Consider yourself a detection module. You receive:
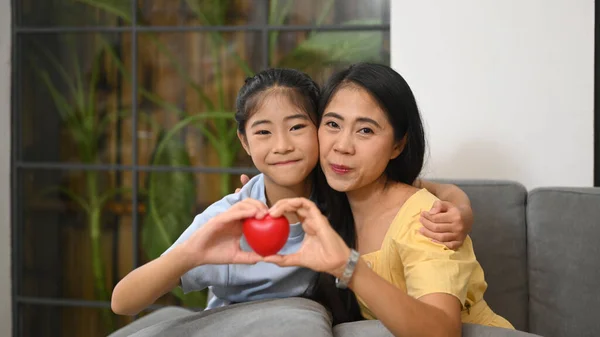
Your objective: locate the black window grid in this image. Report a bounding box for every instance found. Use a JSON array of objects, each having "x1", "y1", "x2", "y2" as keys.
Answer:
[{"x1": 10, "y1": 0, "x2": 391, "y2": 335}]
